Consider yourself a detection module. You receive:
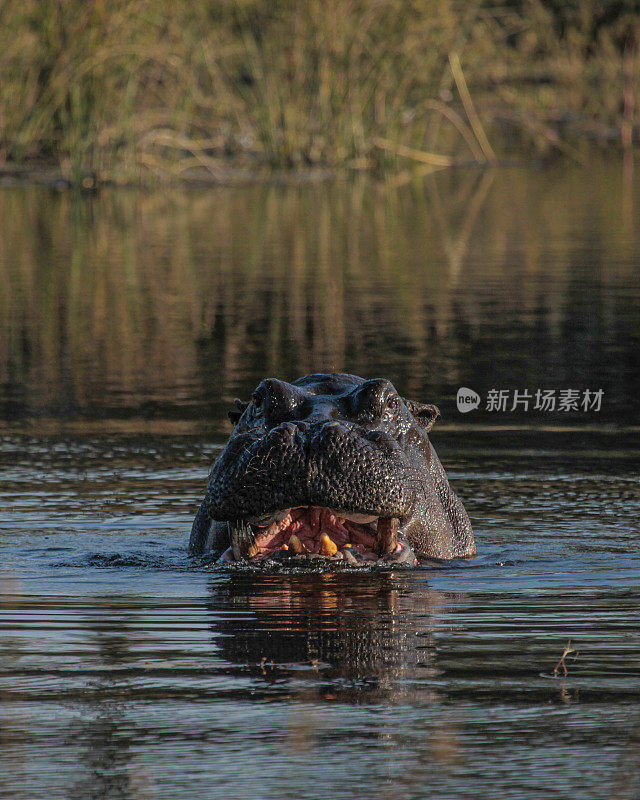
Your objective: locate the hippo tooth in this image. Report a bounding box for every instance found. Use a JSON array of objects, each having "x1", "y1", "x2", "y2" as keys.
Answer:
[
  {"x1": 319, "y1": 533, "x2": 338, "y2": 557},
  {"x1": 229, "y1": 520, "x2": 257, "y2": 560},
  {"x1": 288, "y1": 534, "x2": 305, "y2": 554},
  {"x1": 341, "y1": 547, "x2": 359, "y2": 564},
  {"x1": 376, "y1": 517, "x2": 398, "y2": 555}
]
